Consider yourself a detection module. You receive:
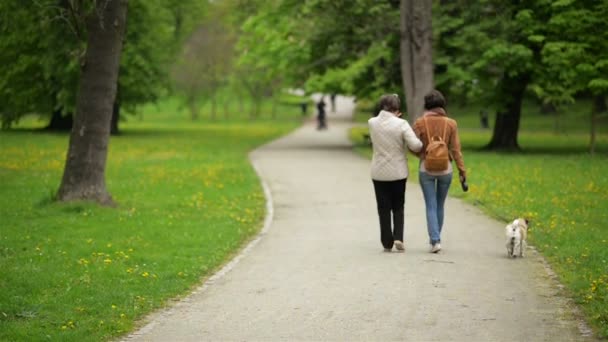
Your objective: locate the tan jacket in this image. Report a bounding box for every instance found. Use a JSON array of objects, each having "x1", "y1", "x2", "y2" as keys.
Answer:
[
  {"x1": 368, "y1": 110, "x2": 423, "y2": 181},
  {"x1": 412, "y1": 109, "x2": 466, "y2": 177}
]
